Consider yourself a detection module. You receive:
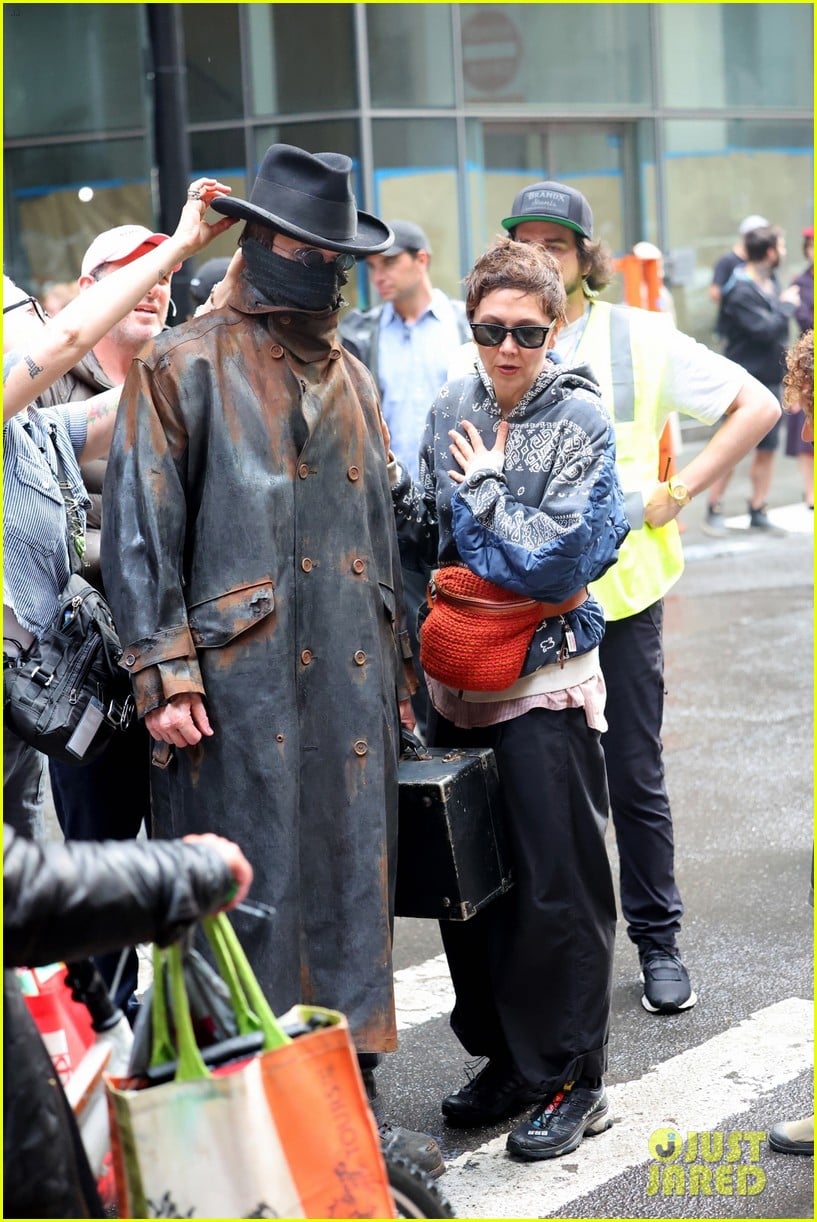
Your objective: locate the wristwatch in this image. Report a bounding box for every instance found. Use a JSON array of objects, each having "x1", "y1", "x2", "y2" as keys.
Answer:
[{"x1": 667, "y1": 476, "x2": 692, "y2": 508}]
